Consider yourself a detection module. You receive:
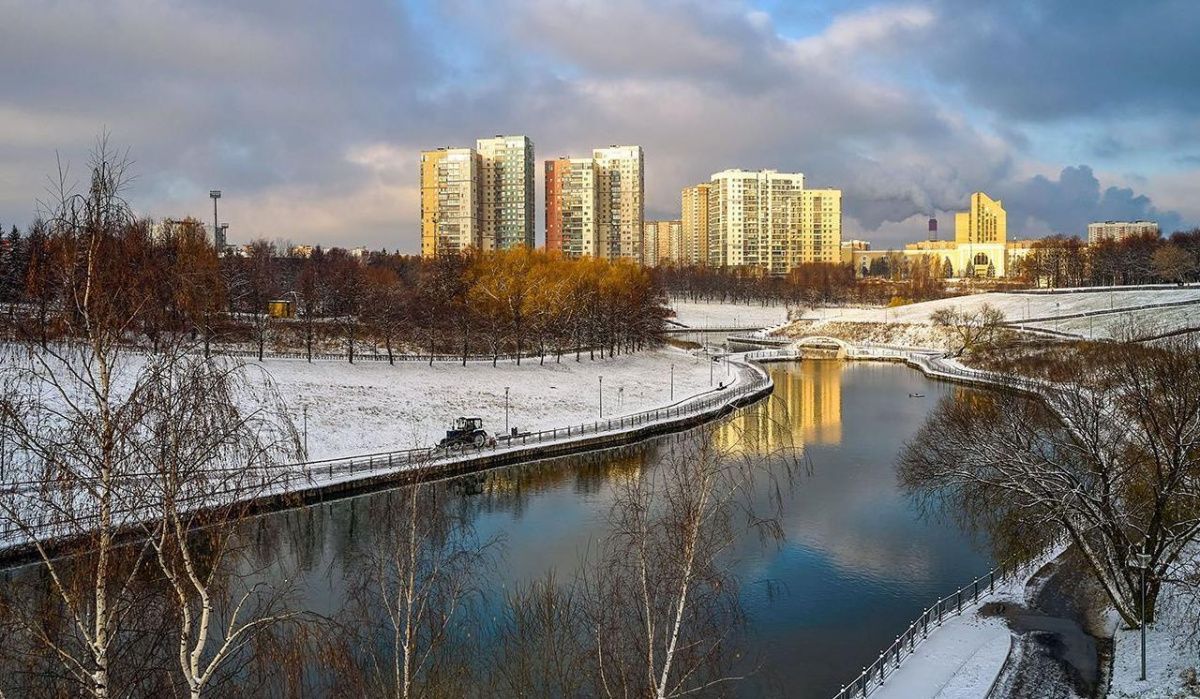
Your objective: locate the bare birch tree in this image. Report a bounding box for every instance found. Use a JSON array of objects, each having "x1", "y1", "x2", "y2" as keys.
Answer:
[
  {"x1": 341, "y1": 478, "x2": 493, "y2": 699},
  {"x1": 134, "y1": 350, "x2": 302, "y2": 698},
  {"x1": 580, "y1": 425, "x2": 794, "y2": 698}
]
